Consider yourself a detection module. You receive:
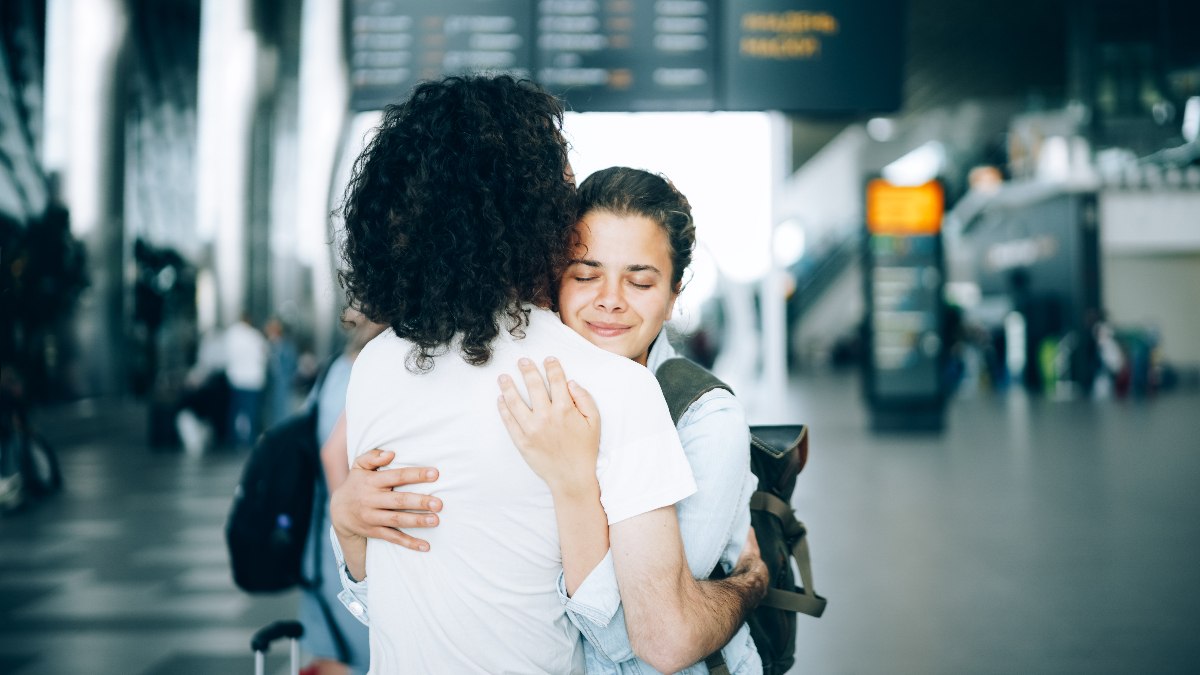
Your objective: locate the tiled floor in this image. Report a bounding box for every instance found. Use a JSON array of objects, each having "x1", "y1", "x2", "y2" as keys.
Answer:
[{"x1": 2, "y1": 374, "x2": 1198, "y2": 674}]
